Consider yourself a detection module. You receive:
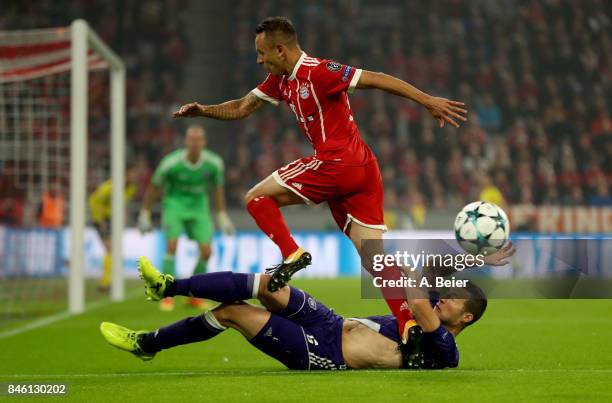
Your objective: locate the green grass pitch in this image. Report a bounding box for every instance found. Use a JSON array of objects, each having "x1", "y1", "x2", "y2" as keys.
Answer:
[{"x1": 1, "y1": 278, "x2": 611, "y2": 402}]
